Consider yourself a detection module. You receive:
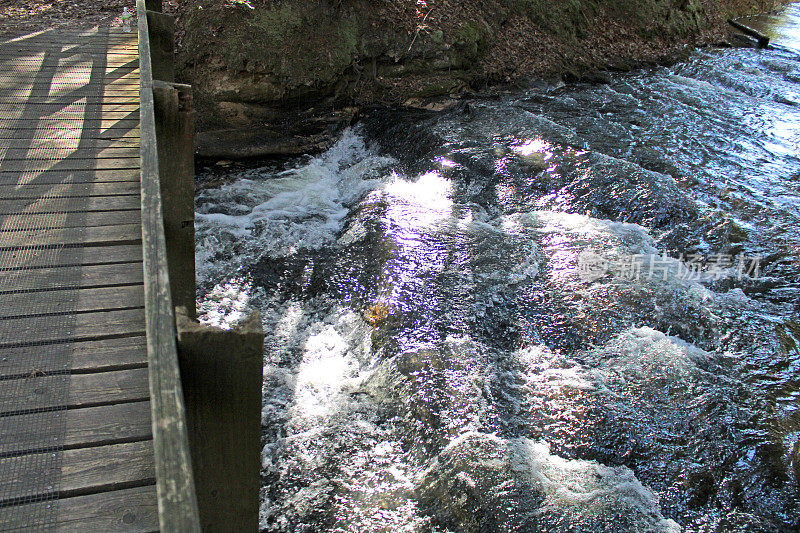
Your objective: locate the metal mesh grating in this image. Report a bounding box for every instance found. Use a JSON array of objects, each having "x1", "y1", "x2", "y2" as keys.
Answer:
[{"x1": 0, "y1": 27, "x2": 140, "y2": 531}]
